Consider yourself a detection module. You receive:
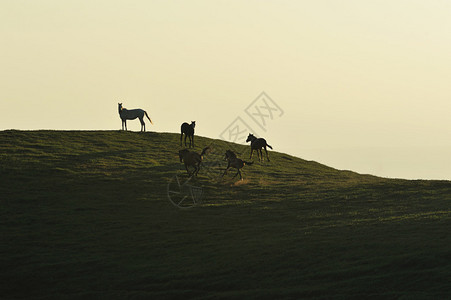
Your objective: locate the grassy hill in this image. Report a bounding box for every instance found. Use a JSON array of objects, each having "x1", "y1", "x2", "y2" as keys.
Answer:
[{"x1": 1, "y1": 130, "x2": 450, "y2": 299}]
